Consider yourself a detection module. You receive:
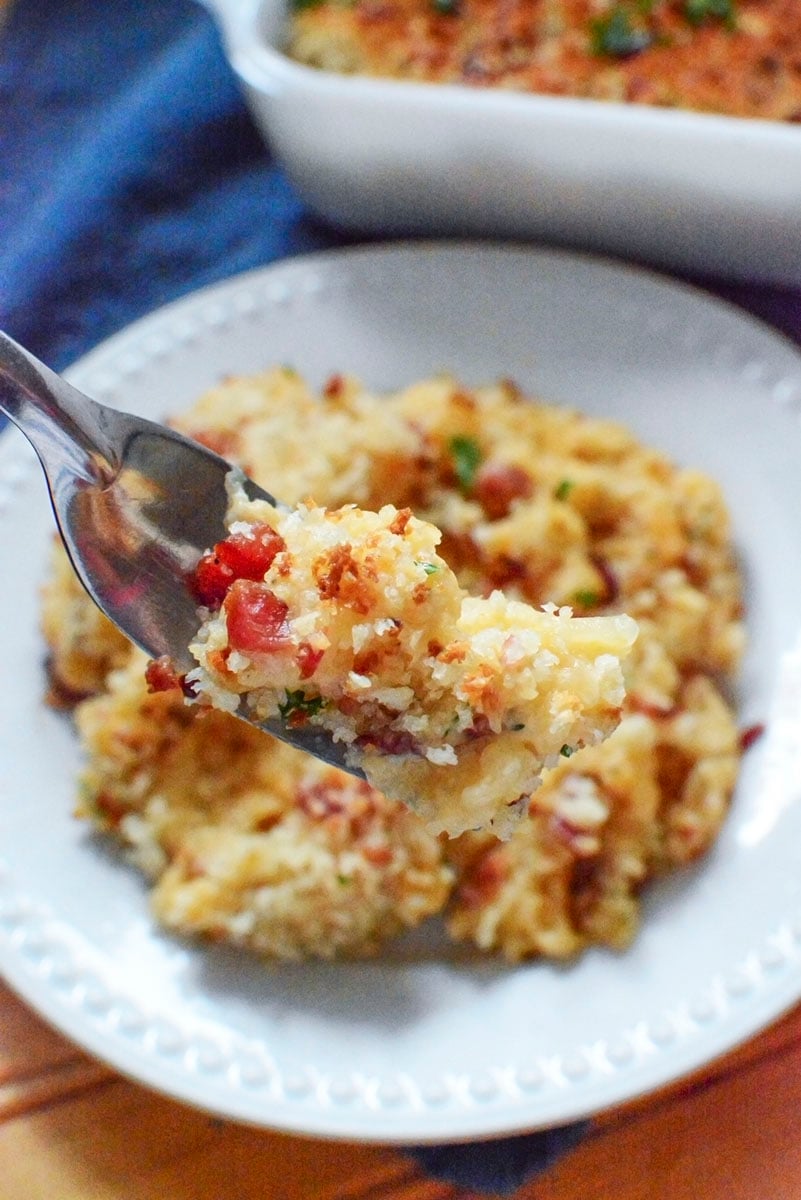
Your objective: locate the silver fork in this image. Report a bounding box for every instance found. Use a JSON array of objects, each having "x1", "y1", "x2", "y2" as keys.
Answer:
[{"x1": 0, "y1": 329, "x2": 357, "y2": 774}]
